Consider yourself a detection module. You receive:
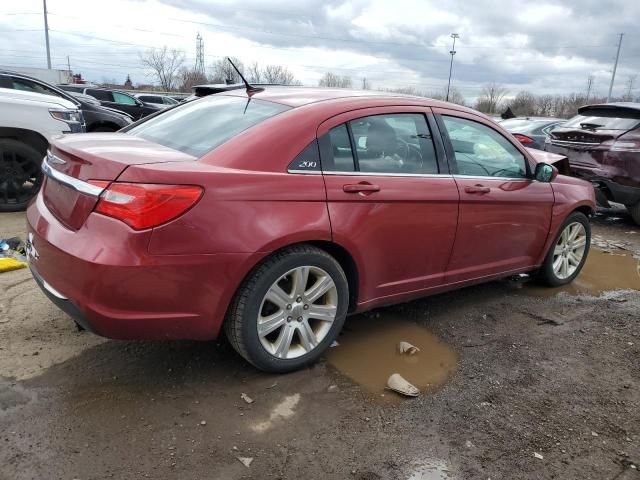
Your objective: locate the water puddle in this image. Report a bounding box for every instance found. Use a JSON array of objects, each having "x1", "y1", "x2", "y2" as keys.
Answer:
[
  {"x1": 521, "y1": 249, "x2": 640, "y2": 297},
  {"x1": 326, "y1": 314, "x2": 457, "y2": 402},
  {"x1": 407, "y1": 459, "x2": 455, "y2": 480}
]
